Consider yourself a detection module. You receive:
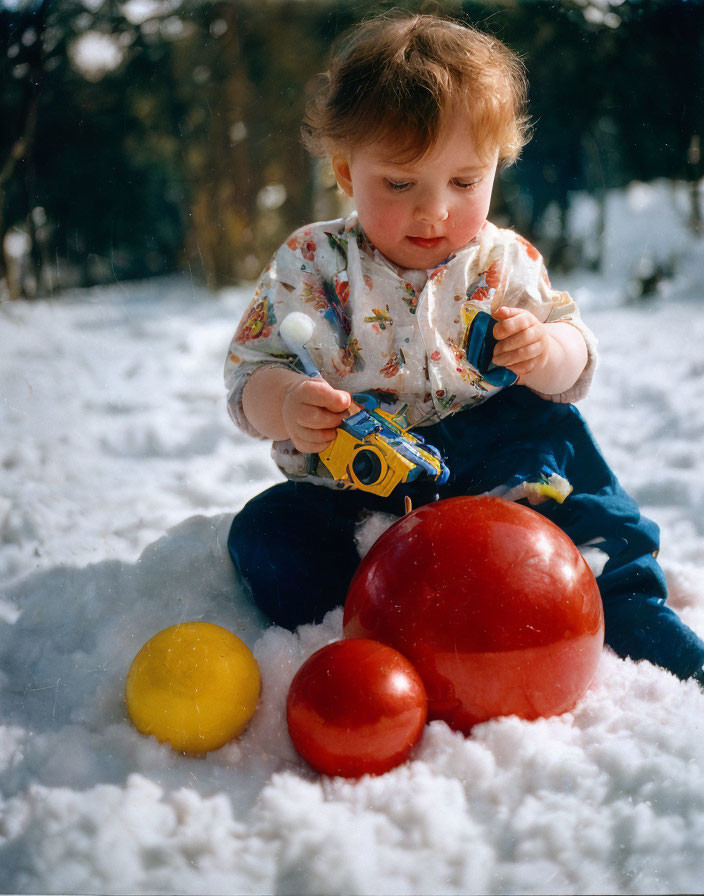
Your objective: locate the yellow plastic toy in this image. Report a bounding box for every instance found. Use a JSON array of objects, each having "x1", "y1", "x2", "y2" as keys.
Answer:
[
  {"x1": 125, "y1": 622, "x2": 261, "y2": 755},
  {"x1": 318, "y1": 402, "x2": 448, "y2": 497}
]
